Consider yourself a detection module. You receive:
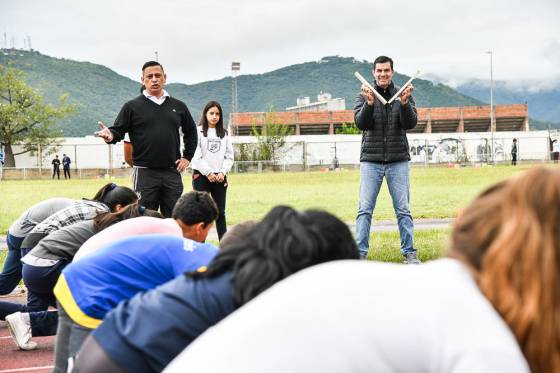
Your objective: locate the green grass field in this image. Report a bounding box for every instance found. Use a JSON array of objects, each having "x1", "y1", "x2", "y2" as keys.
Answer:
[{"x1": 0, "y1": 164, "x2": 536, "y2": 263}]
